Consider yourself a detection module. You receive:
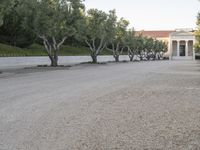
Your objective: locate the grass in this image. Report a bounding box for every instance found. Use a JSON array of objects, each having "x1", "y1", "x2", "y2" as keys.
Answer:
[
  {"x1": 0, "y1": 43, "x2": 113, "y2": 57},
  {"x1": 0, "y1": 43, "x2": 29, "y2": 57}
]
